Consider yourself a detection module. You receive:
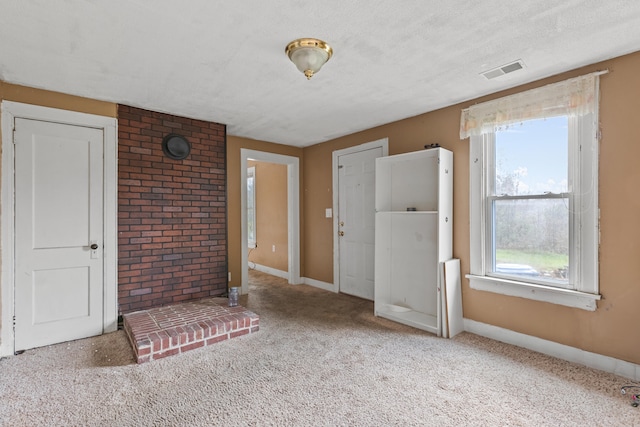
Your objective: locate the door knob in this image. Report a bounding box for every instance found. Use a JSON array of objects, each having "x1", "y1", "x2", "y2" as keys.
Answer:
[{"x1": 90, "y1": 243, "x2": 99, "y2": 250}]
